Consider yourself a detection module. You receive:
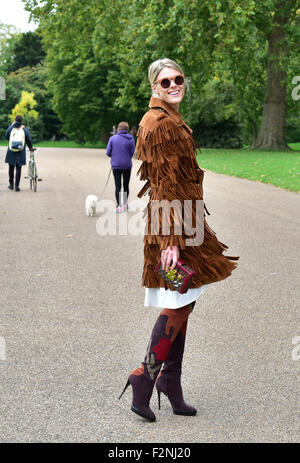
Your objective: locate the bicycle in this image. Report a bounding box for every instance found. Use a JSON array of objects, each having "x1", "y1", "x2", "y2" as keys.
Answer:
[{"x1": 25, "y1": 148, "x2": 42, "y2": 192}]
